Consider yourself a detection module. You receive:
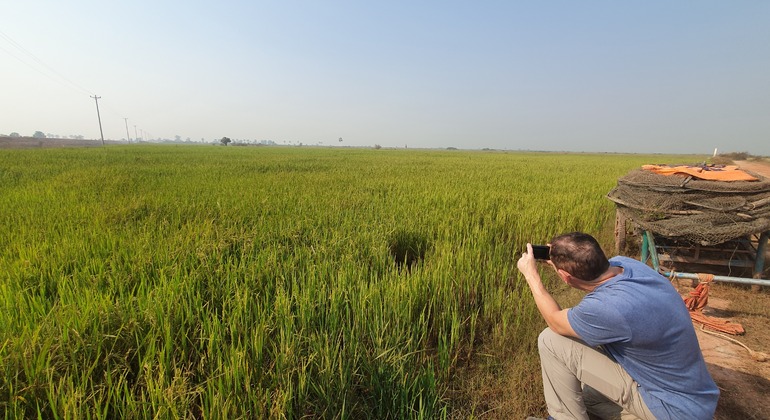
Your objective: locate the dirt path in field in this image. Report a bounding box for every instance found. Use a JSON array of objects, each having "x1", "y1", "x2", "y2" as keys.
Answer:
[
  {"x1": 736, "y1": 159, "x2": 770, "y2": 178},
  {"x1": 685, "y1": 291, "x2": 770, "y2": 420},
  {"x1": 688, "y1": 159, "x2": 770, "y2": 419}
]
